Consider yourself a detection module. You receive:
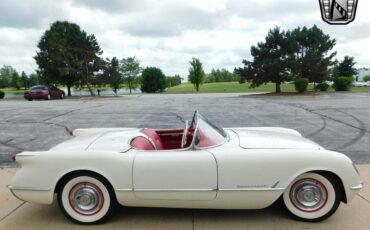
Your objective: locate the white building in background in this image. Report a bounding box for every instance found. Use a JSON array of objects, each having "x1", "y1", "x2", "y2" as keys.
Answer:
[{"x1": 357, "y1": 68, "x2": 370, "y2": 81}]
